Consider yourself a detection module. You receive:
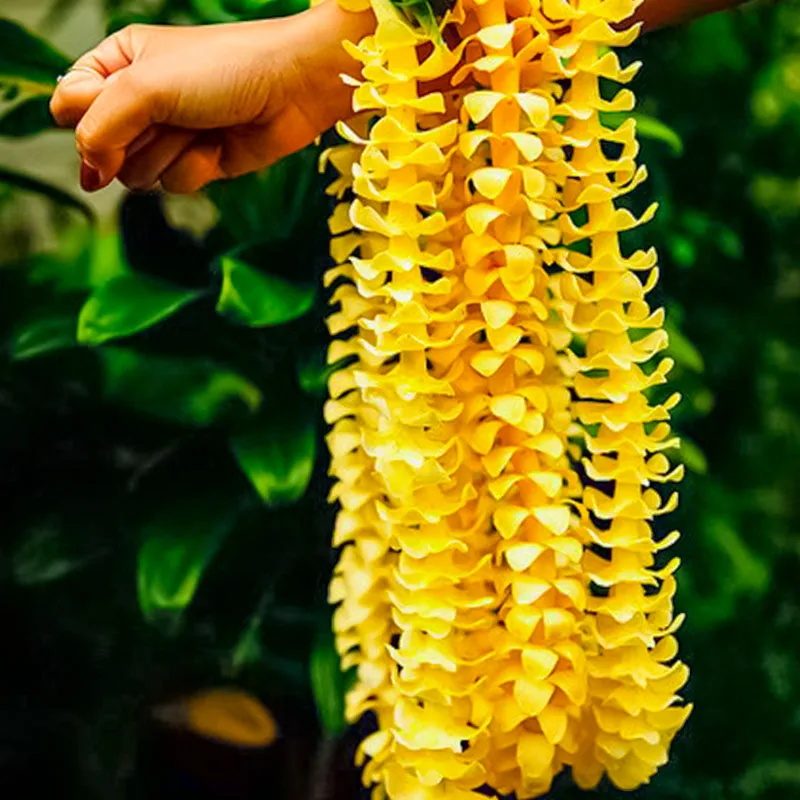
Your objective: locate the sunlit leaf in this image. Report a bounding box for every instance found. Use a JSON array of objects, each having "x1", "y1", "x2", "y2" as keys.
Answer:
[
  {"x1": 77, "y1": 274, "x2": 204, "y2": 345},
  {"x1": 231, "y1": 402, "x2": 316, "y2": 507},
  {"x1": 216, "y1": 255, "x2": 315, "y2": 327}
]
